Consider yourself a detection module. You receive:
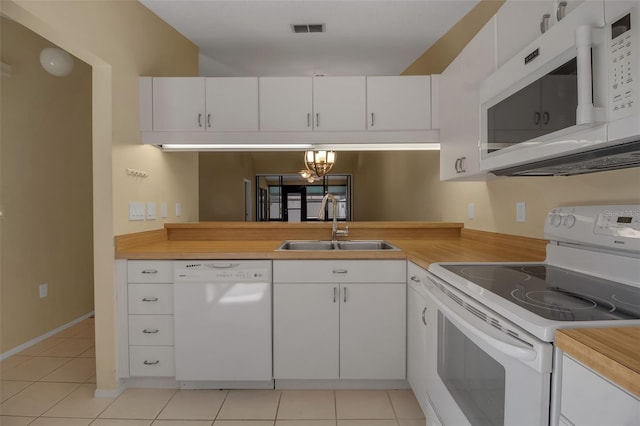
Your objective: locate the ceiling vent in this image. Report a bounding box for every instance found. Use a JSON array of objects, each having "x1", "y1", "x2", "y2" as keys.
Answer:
[{"x1": 291, "y1": 24, "x2": 325, "y2": 33}]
